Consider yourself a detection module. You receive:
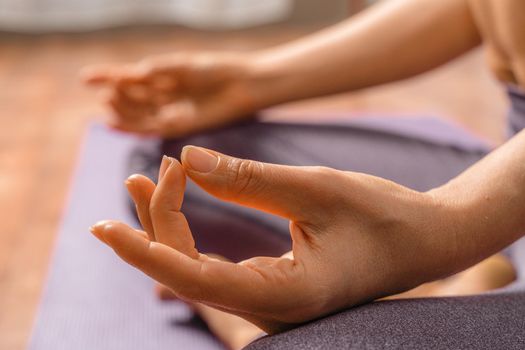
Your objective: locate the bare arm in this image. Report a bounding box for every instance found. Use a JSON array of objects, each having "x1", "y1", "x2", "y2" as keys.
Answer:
[
  {"x1": 432, "y1": 128, "x2": 525, "y2": 273},
  {"x1": 83, "y1": 0, "x2": 482, "y2": 136},
  {"x1": 251, "y1": 0, "x2": 481, "y2": 107}
]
